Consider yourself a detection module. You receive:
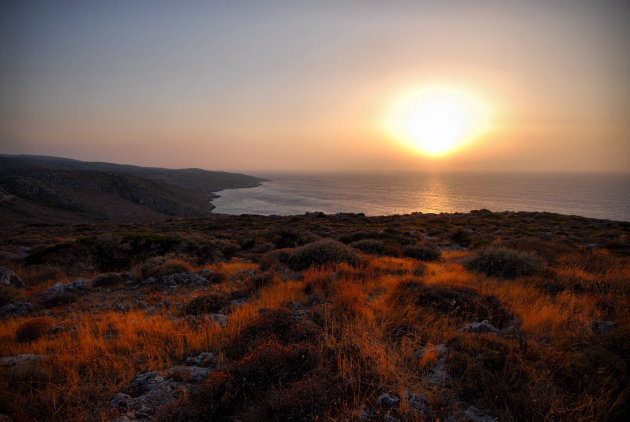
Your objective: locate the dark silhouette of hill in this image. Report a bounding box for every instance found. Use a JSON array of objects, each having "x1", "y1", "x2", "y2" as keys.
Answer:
[{"x1": 0, "y1": 155, "x2": 263, "y2": 226}]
